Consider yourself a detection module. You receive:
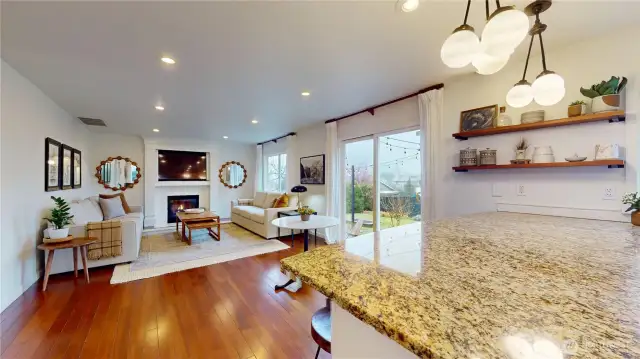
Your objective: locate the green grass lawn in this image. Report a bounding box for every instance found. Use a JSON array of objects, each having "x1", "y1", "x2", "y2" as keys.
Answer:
[{"x1": 346, "y1": 212, "x2": 417, "y2": 234}]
